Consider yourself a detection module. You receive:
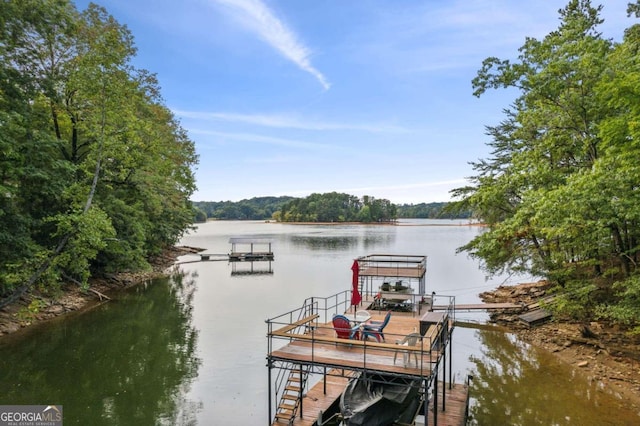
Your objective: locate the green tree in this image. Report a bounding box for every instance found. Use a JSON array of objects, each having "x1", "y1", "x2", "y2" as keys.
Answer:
[
  {"x1": 276, "y1": 192, "x2": 396, "y2": 223},
  {"x1": 451, "y1": 0, "x2": 640, "y2": 325},
  {"x1": 0, "y1": 0, "x2": 197, "y2": 305}
]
